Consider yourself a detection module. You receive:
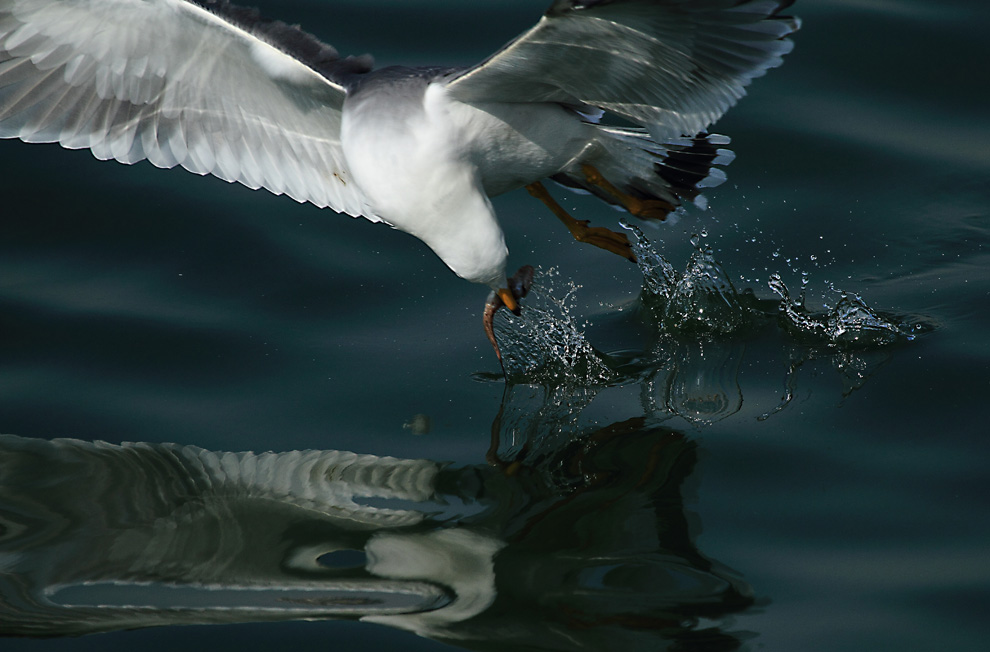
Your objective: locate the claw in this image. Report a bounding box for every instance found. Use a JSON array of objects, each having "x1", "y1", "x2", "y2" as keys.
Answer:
[
  {"x1": 580, "y1": 164, "x2": 675, "y2": 221},
  {"x1": 525, "y1": 181, "x2": 636, "y2": 262},
  {"x1": 483, "y1": 265, "x2": 535, "y2": 370}
]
